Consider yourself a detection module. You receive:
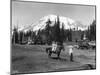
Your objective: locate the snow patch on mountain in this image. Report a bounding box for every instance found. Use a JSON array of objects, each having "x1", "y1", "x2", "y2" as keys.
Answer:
[
  {"x1": 32, "y1": 14, "x2": 77, "y2": 31},
  {"x1": 17, "y1": 14, "x2": 88, "y2": 32}
]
